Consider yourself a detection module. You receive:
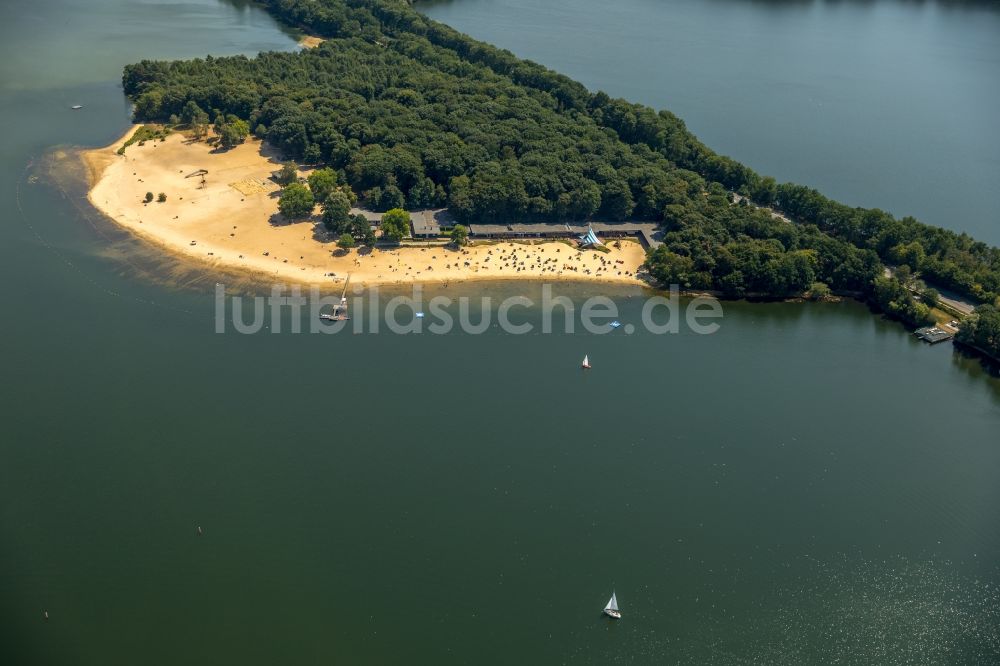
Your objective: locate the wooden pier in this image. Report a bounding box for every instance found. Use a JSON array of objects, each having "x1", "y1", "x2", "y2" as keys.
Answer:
[
  {"x1": 915, "y1": 326, "x2": 953, "y2": 344},
  {"x1": 319, "y1": 274, "x2": 351, "y2": 321}
]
